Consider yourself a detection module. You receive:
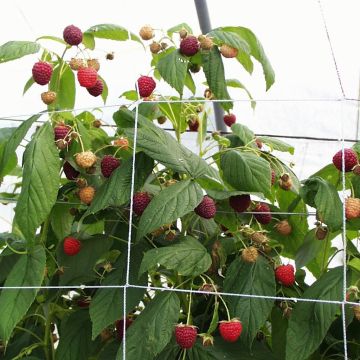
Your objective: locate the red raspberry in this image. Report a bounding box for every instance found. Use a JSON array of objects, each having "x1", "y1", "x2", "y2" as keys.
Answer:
[
  {"x1": 224, "y1": 113, "x2": 236, "y2": 127},
  {"x1": 63, "y1": 161, "x2": 79, "y2": 180},
  {"x1": 115, "y1": 317, "x2": 133, "y2": 341},
  {"x1": 229, "y1": 195, "x2": 251, "y2": 213},
  {"x1": 332, "y1": 148, "x2": 358, "y2": 172},
  {"x1": 219, "y1": 319, "x2": 243, "y2": 342},
  {"x1": 54, "y1": 124, "x2": 71, "y2": 141},
  {"x1": 137, "y1": 76, "x2": 156, "y2": 97},
  {"x1": 101, "y1": 155, "x2": 120, "y2": 178},
  {"x1": 180, "y1": 36, "x2": 200, "y2": 56},
  {"x1": 194, "y1": 196, "x2": 216, "y2": 219},
  {"x1": 63, "y1": 237, "x2": 81, "y2": 256},
  {"x1": 63, "y1": 25, "x2": 83, "y2": 46},
  {"x1": 175, "y1": 324, "x2": 197, "y2": 349},
  {"x1": 275, "y1": 264, "x2": 295, "y2": 287},
  {"x1": 87, "y1": 79, "x2": 104, "y2": 97},
  {"x1": 188, "y1": 117, "x2": 199, "y2": 132},
  {"x1": 254, "y1": 202, "x2": 272, "y2": 224},
  {"x1": 133, "y1": 192, "x2": 152, "y2": 215},
  {"x1": 77, "y1": 67, "x2": 98, "y2": 88},
  {"x1": 32, "y1": 61, "x2": 53, "y2": 85}
]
